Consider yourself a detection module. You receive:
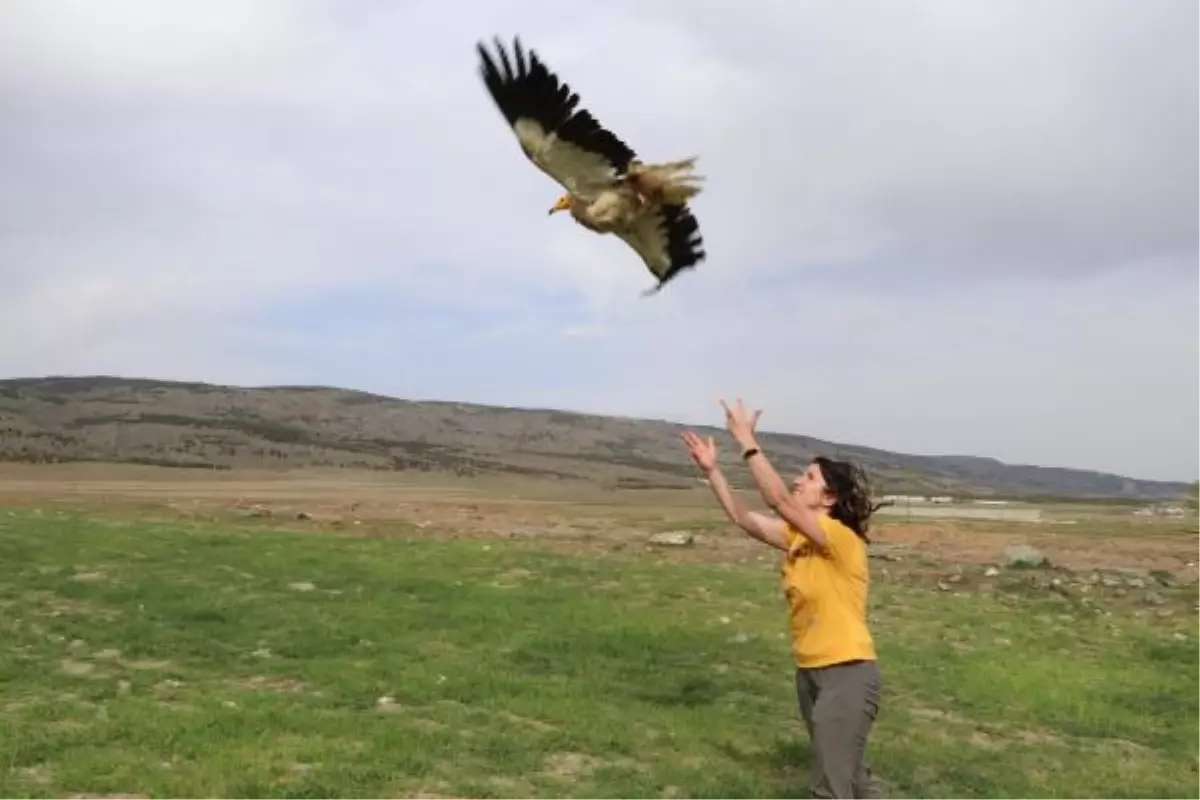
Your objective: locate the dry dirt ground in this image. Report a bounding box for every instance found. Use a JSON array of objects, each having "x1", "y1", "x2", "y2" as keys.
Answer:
[{"x1": 0, "y1": 463, "x2": 1196, "y2": 583}]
